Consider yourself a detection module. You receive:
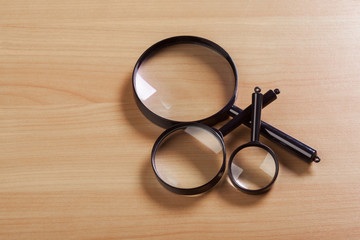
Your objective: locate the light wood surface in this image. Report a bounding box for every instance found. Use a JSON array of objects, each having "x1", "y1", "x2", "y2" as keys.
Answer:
[{"x1": 1, "y1": 1, "x2": 360, "y2": 239}]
